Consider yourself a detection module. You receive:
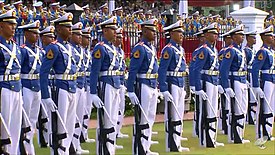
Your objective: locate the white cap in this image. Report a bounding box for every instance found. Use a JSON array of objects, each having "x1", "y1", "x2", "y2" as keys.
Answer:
[
  {"x1": 140, "y1": 18, "x2": 158, "y2": 32},
  {"x1": 82, "y1": 27, "x2": 91, "y2": 38},
  {"x1": 72, "y1": 22, "x2": 83, "y2": 34},
  {"x1": 0, "y1": 0, "x2": 5, "y2": 4},
  {"x1": 0, "y1": 9, "x2": 17, "y2": 24},
  {"x1": 97, "y1": 16, "x2": 118, "y2": 30},
  {"x1": 99, "y1": 3, "x2": 107, "y2": 9},
  {"x1": 33, "y1": 1, "x2": 43, "y2": 7},
  {"x1": 40, "y1": 26, "x2": 55, "y2": 37},
  {"x1": 259, "y1": 25, "x2": 274, "y2": 36},
  {"x1": 192, "y1": 11, "x2": 199, "y2": 16},
  {"x1": 201, "y1": 22, "x2": 219, "y2": 34},
  {"x1": 220, "y1": 30, "x2": 231, "y2": 38},
  {"x1": 13, "y1": 0, "x2": 22, "y2": 5},
  {"x1": 116, "y1": 27, "x2": 123, "y2": 38},
  {"x1": 133, "y1": 9, "x2": 143, "y2": 15},
  {"x1": 60, "y1": 4, "x2": 66, "y2": 9},
  {"x1": 145, "y1": 10, "x2": 152, "y2": 15},
  {"x1": 51, "y1": 12, "x2": 73, "y2": 27},
  {"x1": 50, "y1": 2, "x2": 60, "y2": 7},
  {"x1": 113, "y1": 7, "x2": 122, "y2": 12},
  {"x1": 163, "y1": 20, "x2": 184, "y2": 33},
  {"x1": 18, "y1": 20, "x2": 41, "y2": 34},
  {"x1": 244, "y1": 30, "x2": 257, "y2": 37},
  {"x1": 82, "y1": 4, "x2": 89, "y2": 10},
  {"x1": 194, "y1": 30, "x2": 204, "y2": 37},
  {"x1": 229, "y1": 24, "x2": 244, "y2": 35}
]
